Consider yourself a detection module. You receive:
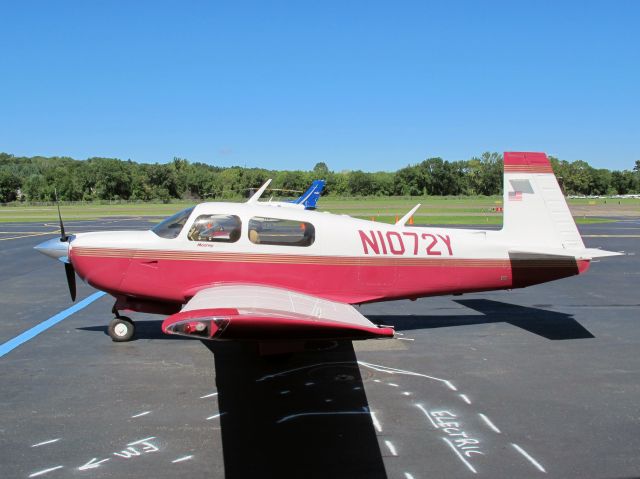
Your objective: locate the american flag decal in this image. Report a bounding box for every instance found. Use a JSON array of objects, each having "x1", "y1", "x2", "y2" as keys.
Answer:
[{"x1": 508, "y1": 191, "x2": 523, "y2": 201}]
